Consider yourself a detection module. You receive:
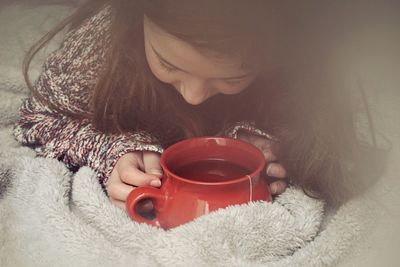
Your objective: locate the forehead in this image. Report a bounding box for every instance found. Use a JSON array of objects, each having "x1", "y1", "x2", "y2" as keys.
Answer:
[{"x1": 143, "y1": 16, "x2": 255, "y2": 78}]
